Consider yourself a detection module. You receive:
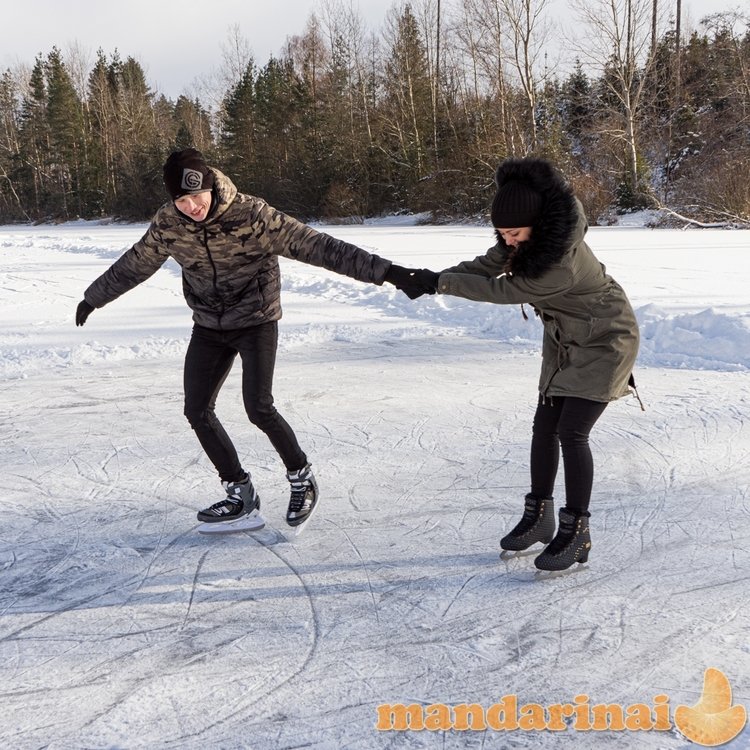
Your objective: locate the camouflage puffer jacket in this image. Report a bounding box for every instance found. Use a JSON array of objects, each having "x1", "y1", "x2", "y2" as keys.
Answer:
[{"x1": 84, "y1": 169, "x2": 392, "y2": 330}]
